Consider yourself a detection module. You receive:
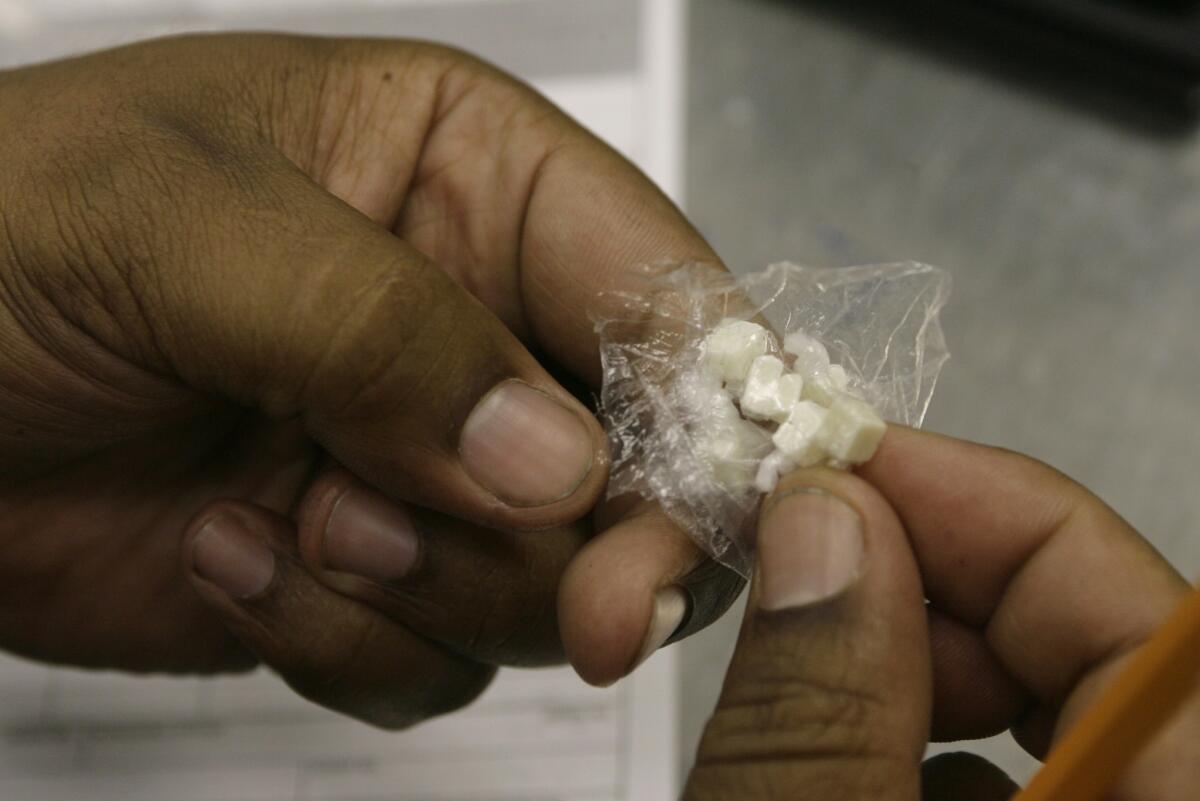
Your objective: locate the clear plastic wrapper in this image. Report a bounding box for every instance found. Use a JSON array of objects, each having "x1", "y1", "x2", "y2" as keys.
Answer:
[{"x1": 593, "y1": 261, "x2": 950, "y2": 577}]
